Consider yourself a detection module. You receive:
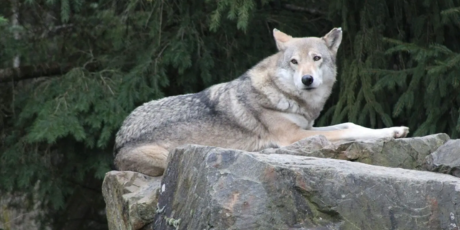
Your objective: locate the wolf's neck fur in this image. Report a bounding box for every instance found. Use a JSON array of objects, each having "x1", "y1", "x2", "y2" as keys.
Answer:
[{"x1": 247, "y1": 53, "x2": 334, "y2": 123}]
